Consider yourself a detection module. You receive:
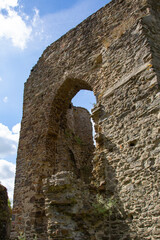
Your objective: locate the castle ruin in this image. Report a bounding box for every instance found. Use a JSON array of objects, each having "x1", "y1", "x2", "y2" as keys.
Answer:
[{"x1": 11, "y1": 0, "x2": 160, "y2": 239}]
